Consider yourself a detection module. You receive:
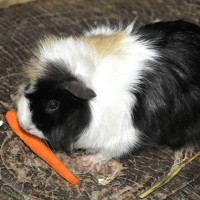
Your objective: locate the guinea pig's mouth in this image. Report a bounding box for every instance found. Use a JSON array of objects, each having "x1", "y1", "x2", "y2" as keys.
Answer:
[{"x1": 46, "y1": 130, "x2": 77, "y2": 155}]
